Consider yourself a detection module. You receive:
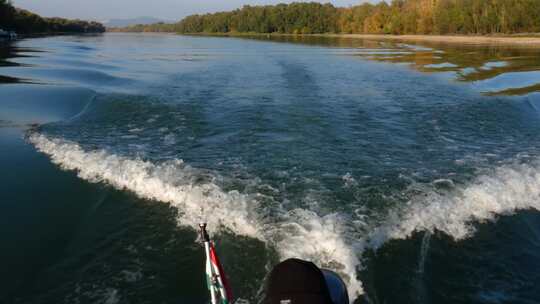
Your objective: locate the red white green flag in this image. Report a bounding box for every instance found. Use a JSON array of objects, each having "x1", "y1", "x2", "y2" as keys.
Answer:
[{"x1": 200, "y1": 223, "x2": 233, "y2": 304}]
